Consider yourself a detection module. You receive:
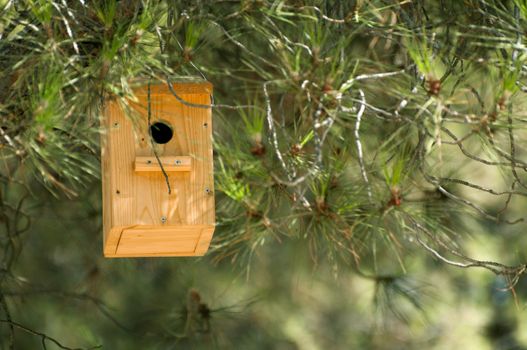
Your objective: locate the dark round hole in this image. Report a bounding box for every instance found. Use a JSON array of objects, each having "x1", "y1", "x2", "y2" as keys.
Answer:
[{"x1": 149, "y1": 121, "x2": 173, "y2": 144}]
